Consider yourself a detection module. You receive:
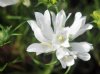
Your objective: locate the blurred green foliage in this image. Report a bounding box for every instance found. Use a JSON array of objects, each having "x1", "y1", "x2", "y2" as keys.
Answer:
[{"x1": 91, "y1": 10, "x2": 100, "y2": 29}]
